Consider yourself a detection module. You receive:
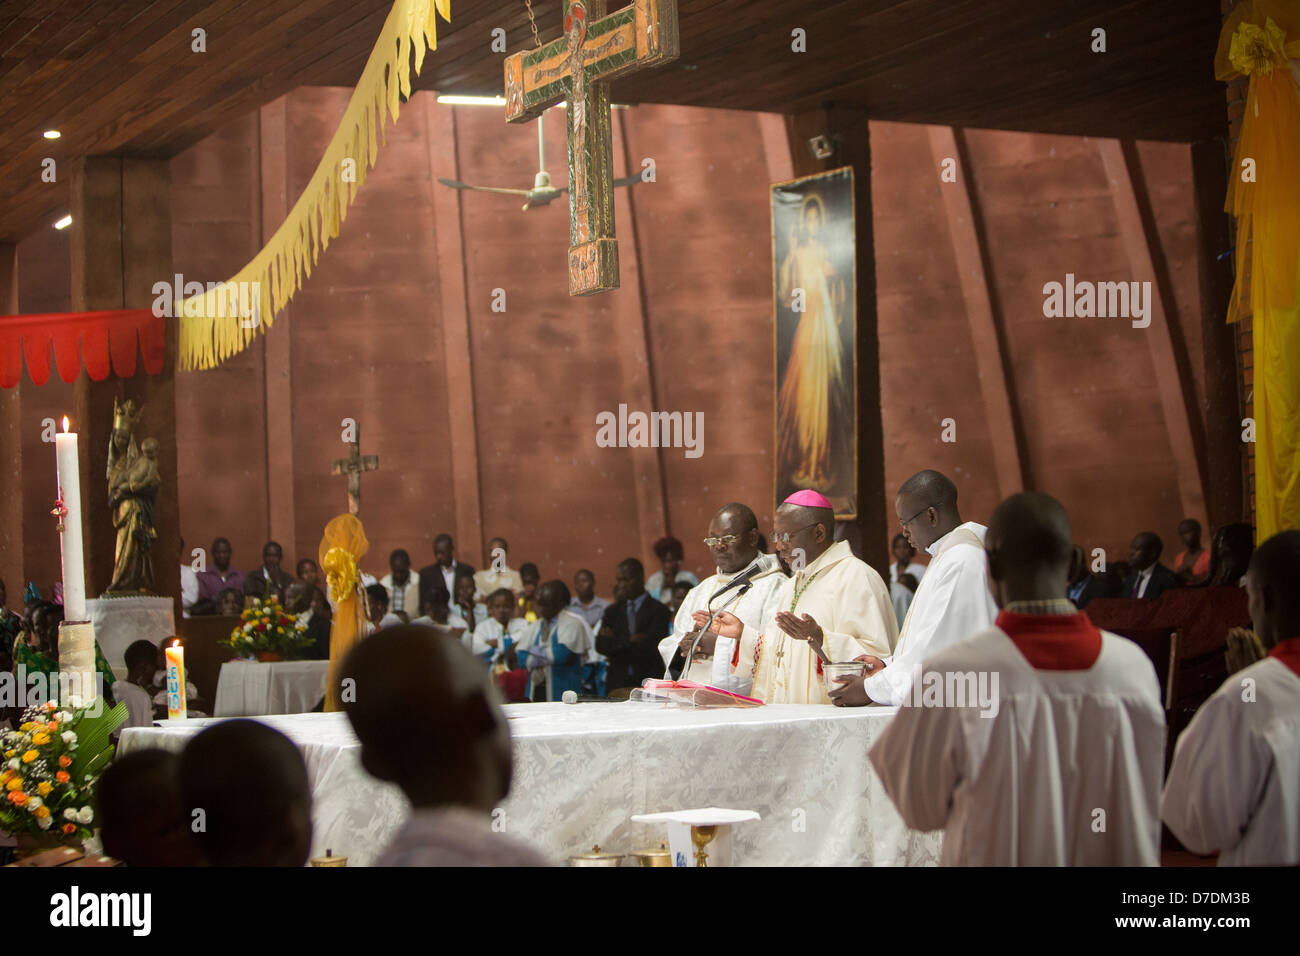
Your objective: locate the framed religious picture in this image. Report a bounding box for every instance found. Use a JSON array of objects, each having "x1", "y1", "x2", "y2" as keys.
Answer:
[{"x1": 771, "y1": 166, "x2": 858, "y2": 518}]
